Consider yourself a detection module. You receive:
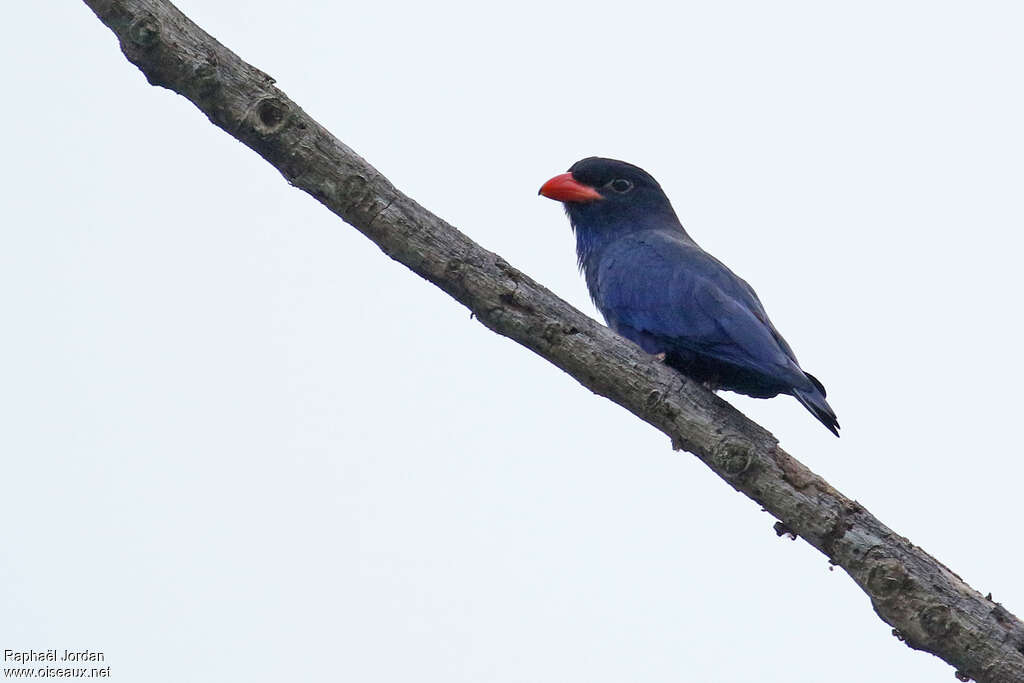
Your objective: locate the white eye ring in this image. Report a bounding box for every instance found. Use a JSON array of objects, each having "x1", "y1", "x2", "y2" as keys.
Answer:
[{"x1": 607, "y1": 178, "x2": 633, "y2": 193}]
